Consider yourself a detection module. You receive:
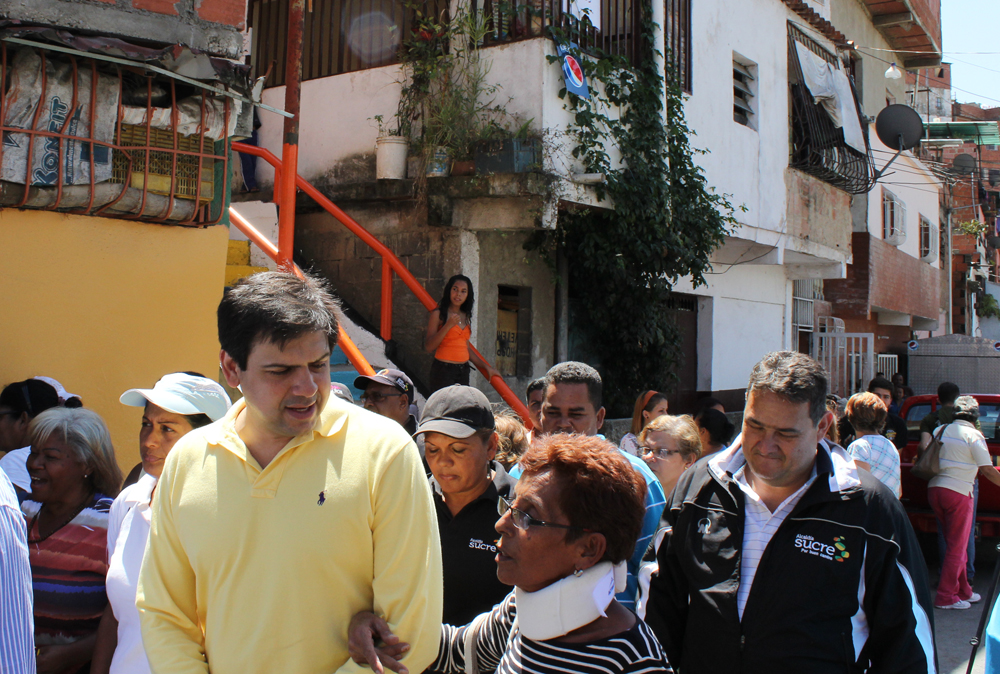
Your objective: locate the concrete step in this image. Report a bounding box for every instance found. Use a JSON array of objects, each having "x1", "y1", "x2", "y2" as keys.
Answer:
[
  {"x1": 227, "y1": 240, "x2": 250, "y2": 266},
  {"x1": 225, "y1": 264, "x2": 269, "y2": 286}
]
